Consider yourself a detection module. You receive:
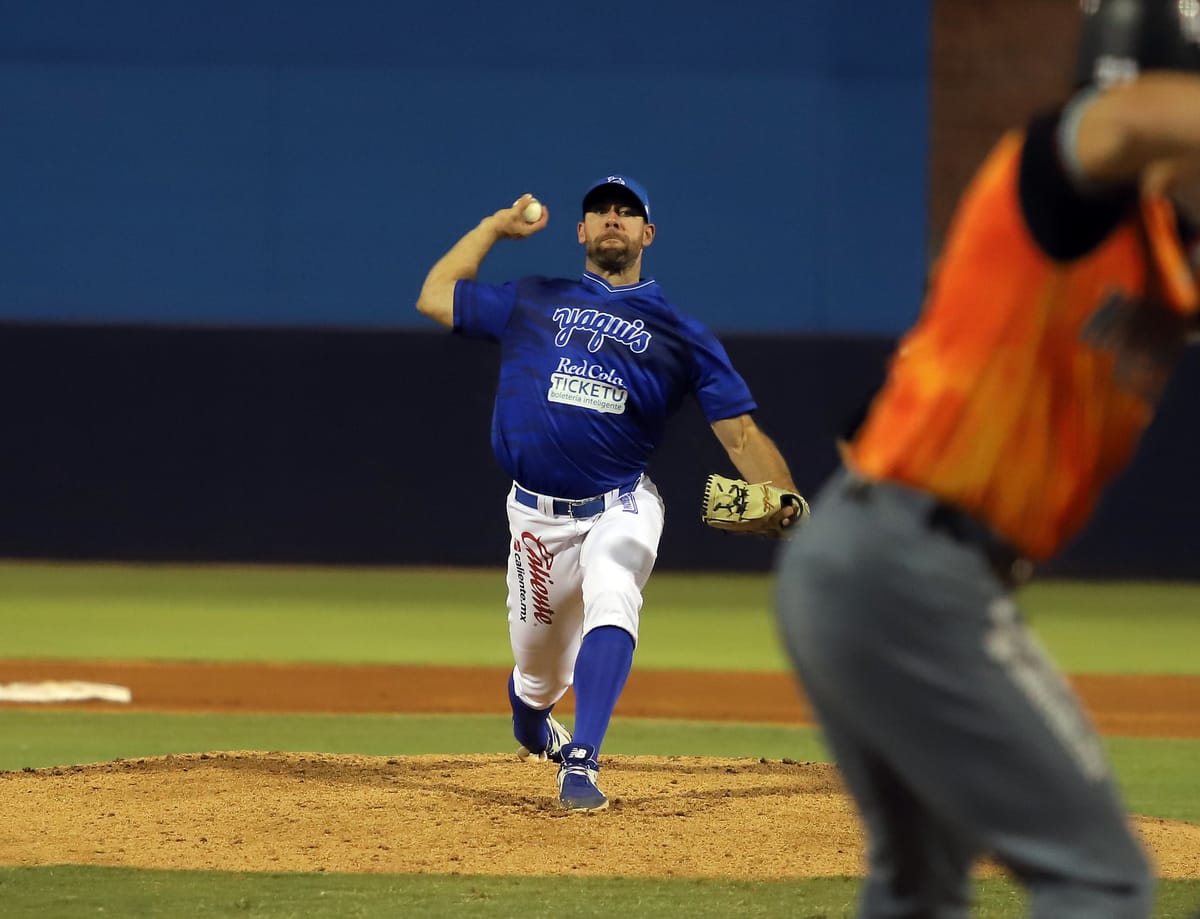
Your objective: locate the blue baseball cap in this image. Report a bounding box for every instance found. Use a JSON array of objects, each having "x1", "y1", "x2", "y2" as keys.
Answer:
[{"x1": 581, "y1": 174, "x2": 651, "y2": 222}]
